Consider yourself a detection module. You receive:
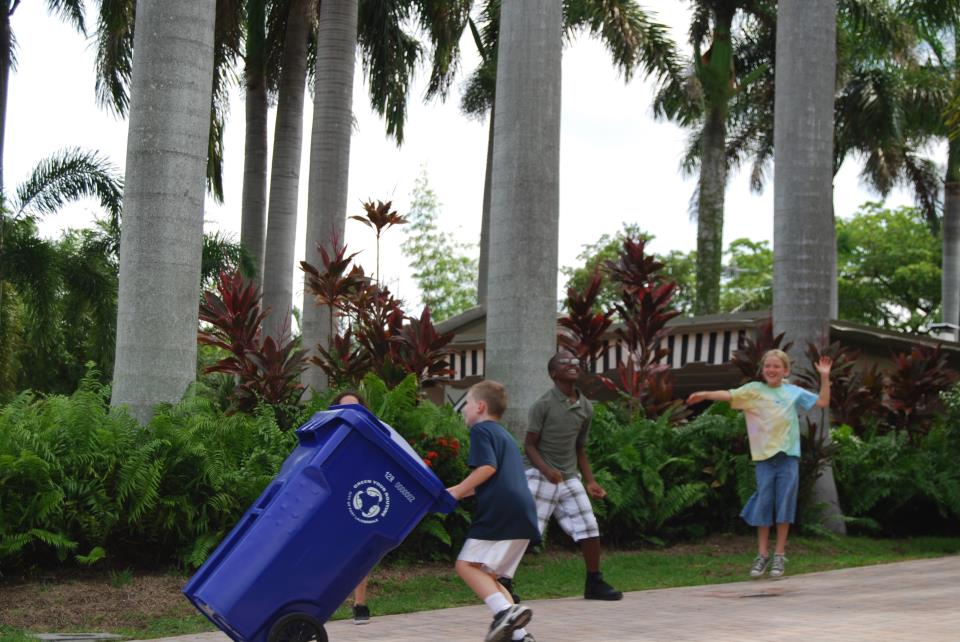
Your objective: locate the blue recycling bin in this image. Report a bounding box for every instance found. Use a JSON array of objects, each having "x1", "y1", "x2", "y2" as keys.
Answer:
[{"x1": 182, "y1": 404, "x2": 457, "y2": 642}]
